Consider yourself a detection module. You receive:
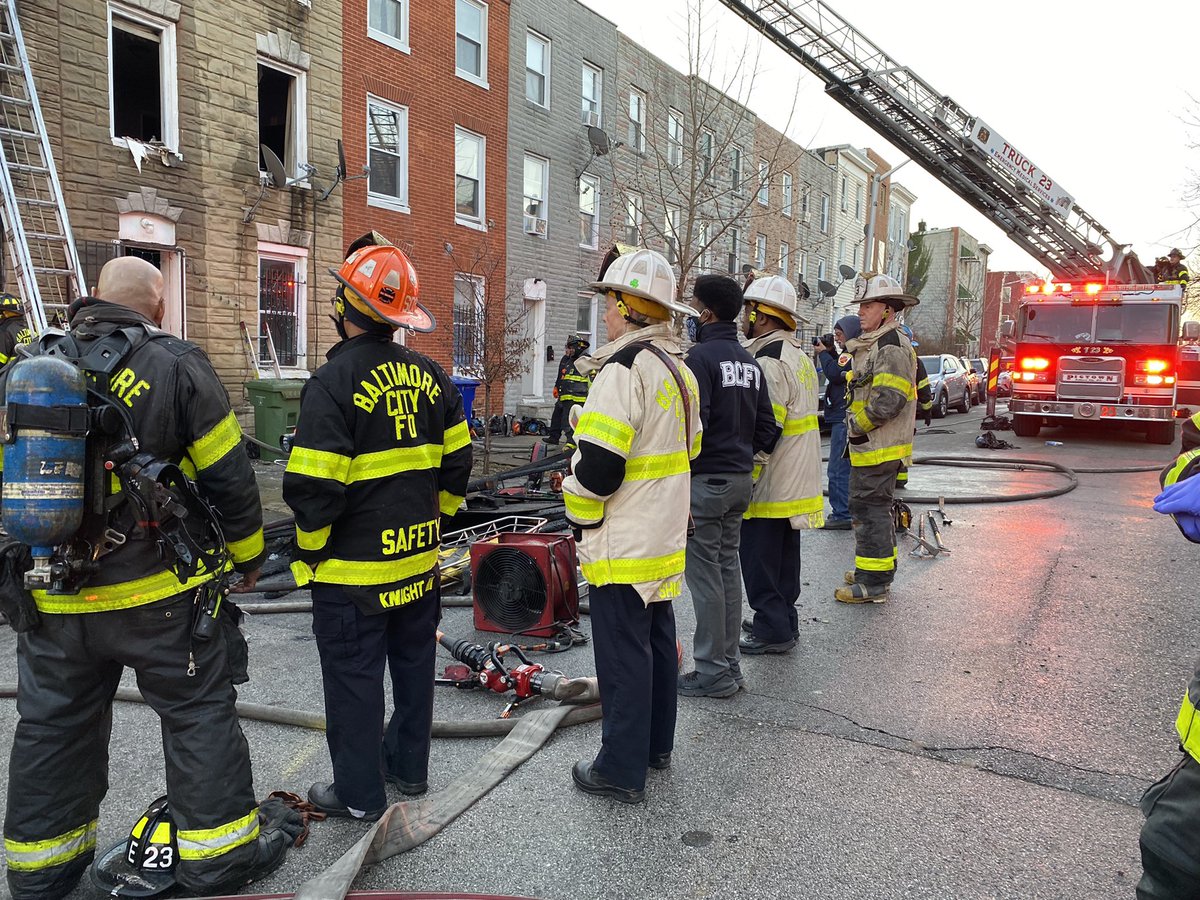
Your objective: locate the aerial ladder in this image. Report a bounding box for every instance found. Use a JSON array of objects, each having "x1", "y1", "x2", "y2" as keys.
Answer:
[
  {"x1": 0, "y1": 0, "x2": 84, "y2": 332},
  {"x1": 716, "y1": 0, "x2": 1151, "y2": 283}
]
